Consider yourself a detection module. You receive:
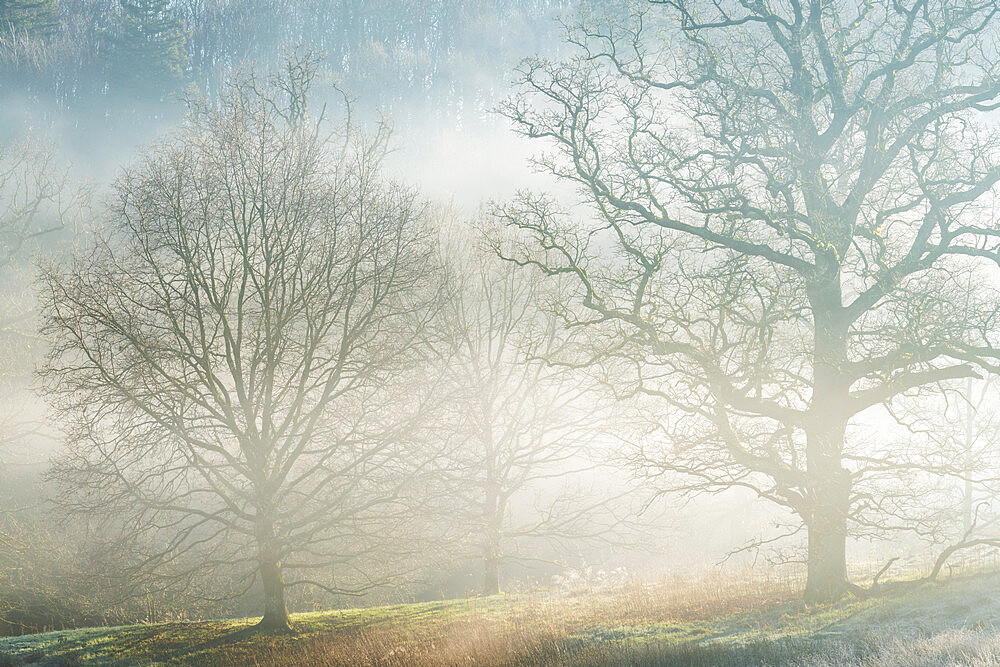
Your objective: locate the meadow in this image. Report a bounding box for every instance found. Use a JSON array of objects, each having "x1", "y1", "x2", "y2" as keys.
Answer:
[{"x1": 4, "y1": 570, "x2": 1000, "y2": 666}]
